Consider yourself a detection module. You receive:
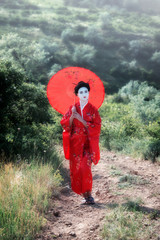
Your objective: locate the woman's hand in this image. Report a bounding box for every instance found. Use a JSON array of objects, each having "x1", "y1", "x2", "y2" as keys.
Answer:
[
  {"x1": 73, "y1": 112, "x2": 87, "y2": 128},
  {"x1": 70, "y1": 106, "x2": 87, "y2": 128},
  {"x1": 69, "y1": 106, "x2": 76, "y2": 126},
  {"x1": 72, "y1": 105, "x2": 76, "y2": 113}
]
